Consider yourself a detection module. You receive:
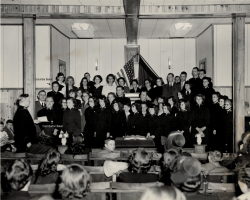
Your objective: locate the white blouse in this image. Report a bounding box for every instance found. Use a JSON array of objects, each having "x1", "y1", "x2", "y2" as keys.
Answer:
[{"x1": 102, "y1": 83, "x2": 117, "y2": 97}]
